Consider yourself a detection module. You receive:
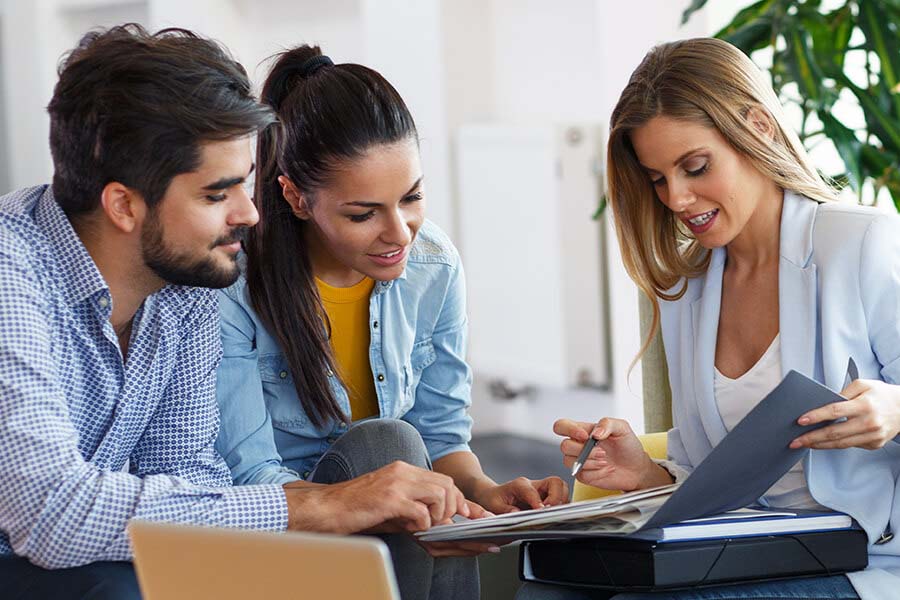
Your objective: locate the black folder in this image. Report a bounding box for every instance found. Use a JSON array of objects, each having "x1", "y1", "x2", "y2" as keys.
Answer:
[{"x1": 520, "y1": 528, "x2": 868, "y2": 591}]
